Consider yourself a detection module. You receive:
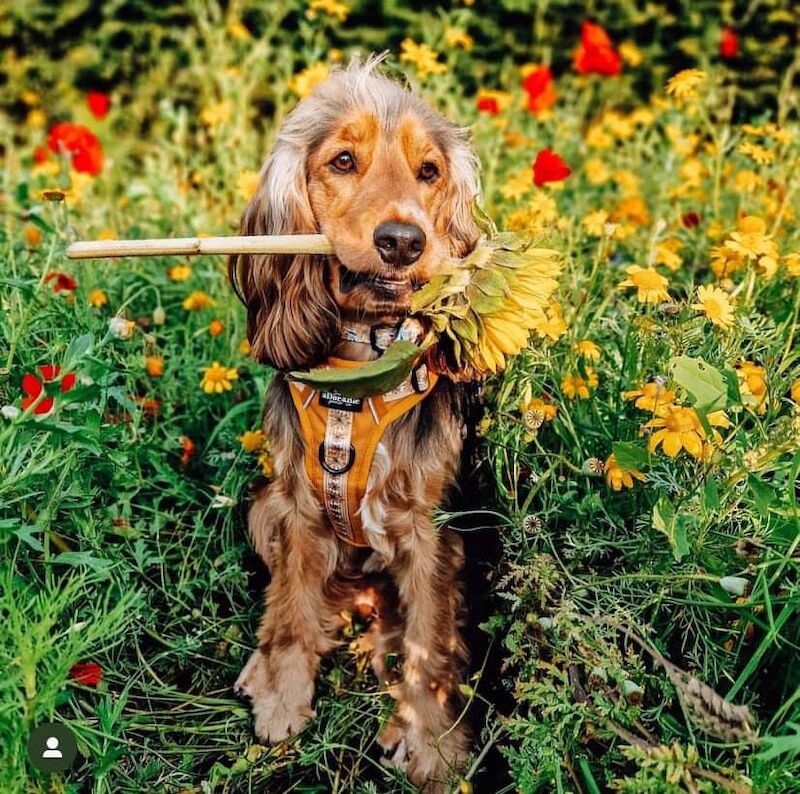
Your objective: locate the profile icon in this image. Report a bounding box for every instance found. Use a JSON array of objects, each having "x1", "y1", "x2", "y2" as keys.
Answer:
[
  {"x1": 42, "y1": 736, "x2": 63, "y2": 759},
  {"x1": 27, "y1": 722, "x2": 78, "y2": 772}
]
